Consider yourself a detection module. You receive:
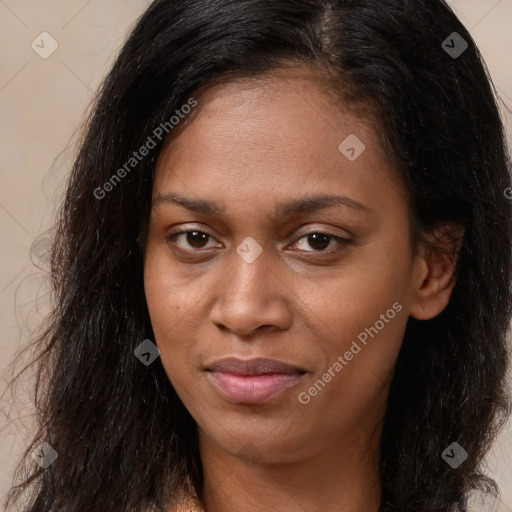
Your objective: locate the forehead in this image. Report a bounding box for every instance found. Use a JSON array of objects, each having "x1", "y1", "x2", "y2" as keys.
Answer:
[{"x1": 153, "y1": 66, "x2": 405, "y2": 215}]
